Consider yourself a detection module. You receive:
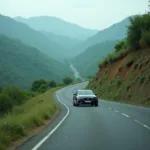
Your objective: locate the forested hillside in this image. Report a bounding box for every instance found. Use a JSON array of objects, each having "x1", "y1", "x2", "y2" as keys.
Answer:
[
  {"x1": 72, "y1": 41, "x2": 118, "y2": 77},
  {"x1": 0, "y1": 15, "x2": 67, "y2": 60},
  {"x1": 0, "y1": 35, "x2": 72, "y2": 89},
  {"x1": 88, "y1": 14, "x2": 150, "y2": 106},
  {"x1": 75, "y1": 17, "x2": 130, "y2": 54},
  {"x1": 41, "y1": 31, "x2": 81, "y2": 57}
]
